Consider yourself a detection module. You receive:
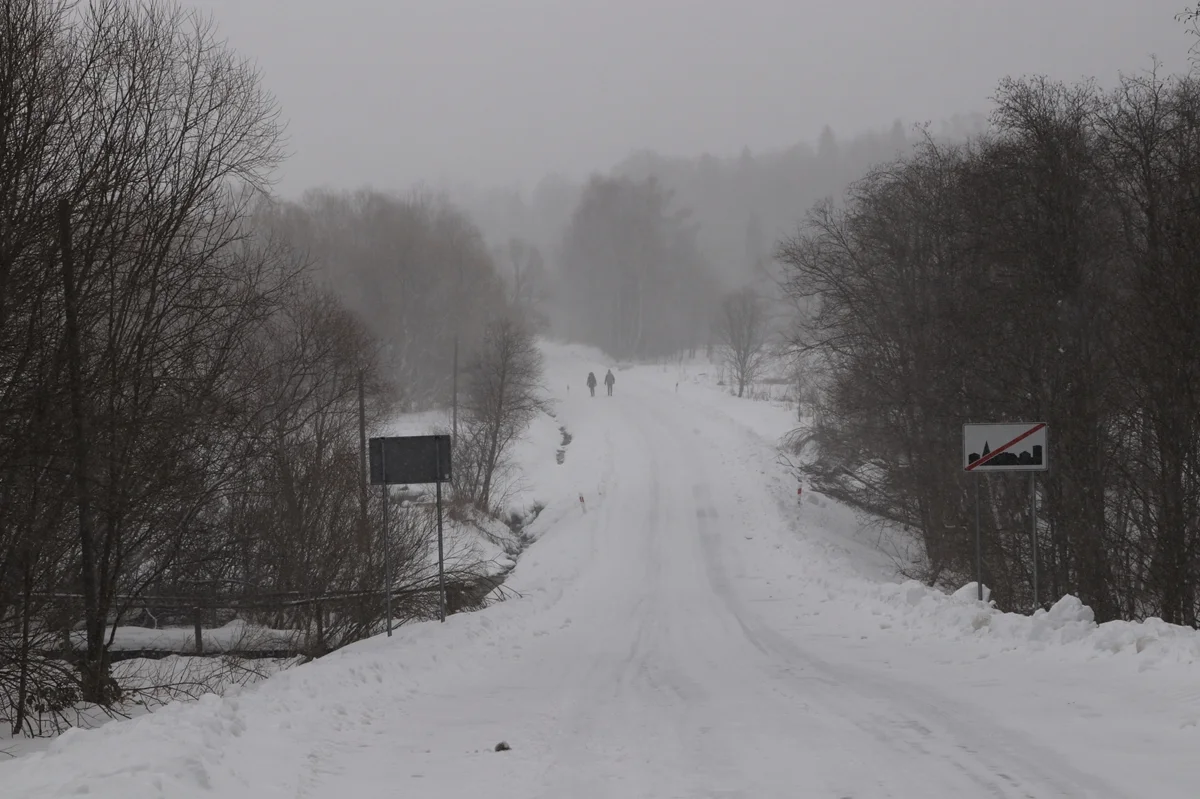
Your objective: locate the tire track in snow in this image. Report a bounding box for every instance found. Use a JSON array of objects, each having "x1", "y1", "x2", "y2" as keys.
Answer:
[
  {"x1": 528, "y1": 397, "x2": 701, "y2": 799},
  {"x1": 291, "y1": 360, "x2": 1133, "y2": 799},
  {"x1": 661, "y1": 393, "x2": 1131, "y2": 799}
]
